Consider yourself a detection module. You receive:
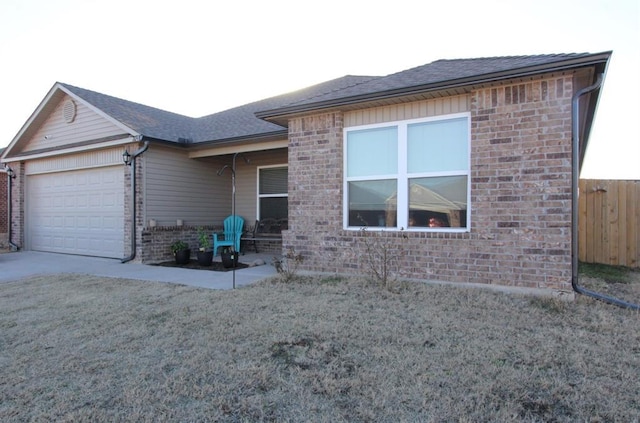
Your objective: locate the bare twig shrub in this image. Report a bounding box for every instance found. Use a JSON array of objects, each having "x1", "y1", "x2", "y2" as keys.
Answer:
[
  {"x1": 273, "y1": 247, "x2": 303, "y2": 282},
  {"x1": 360, "y1": 226, "x2": 406, "y2": 292}
]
